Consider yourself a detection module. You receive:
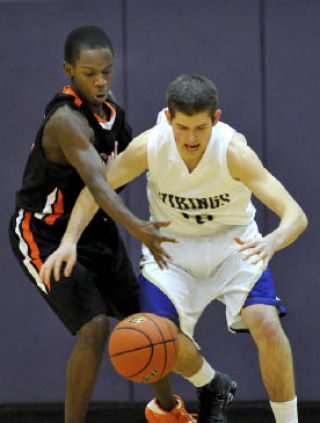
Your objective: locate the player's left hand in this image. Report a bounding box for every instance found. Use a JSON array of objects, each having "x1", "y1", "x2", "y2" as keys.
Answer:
[
  {"x1": 39, "y1": 242, "x2": 77, "y2": 291},
  {"x1": 132, "y1": 220, "x2": 178, "y2": 270},
  {"x1": 234, "y1": 234, "x2": 278, "y2": 271}
]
